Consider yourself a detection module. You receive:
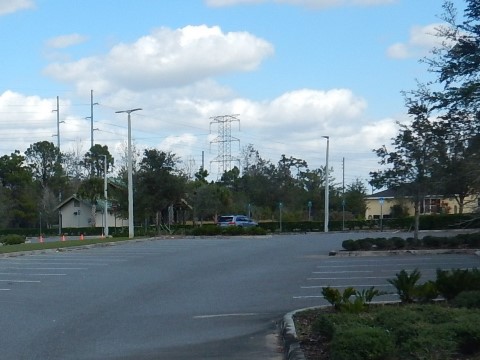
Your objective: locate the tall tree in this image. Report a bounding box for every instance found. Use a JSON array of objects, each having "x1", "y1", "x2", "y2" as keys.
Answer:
[
  {"x1": 25, "y1": 141, "x2": 62, "y2": 189},
  {"x1": 370, "y1": 101, "x2": 441, "y2": 239},
  {"x1": 82, "y1": 144, "x2": 114, "y2": 178},
  {"x1": 135, "y1": 149, "x2": 186, "y2": 229}
]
